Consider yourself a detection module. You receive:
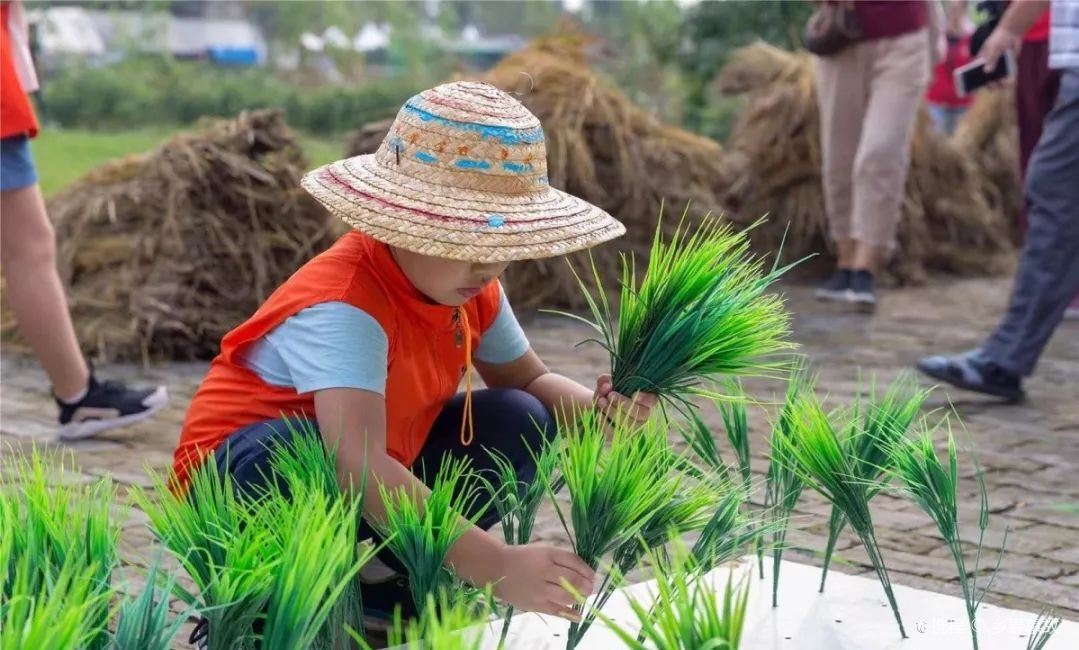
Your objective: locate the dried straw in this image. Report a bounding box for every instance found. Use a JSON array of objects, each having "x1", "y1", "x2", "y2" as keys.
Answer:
[{"x1": 1, "y1": 110, "x2": 339, "y2": 363}]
